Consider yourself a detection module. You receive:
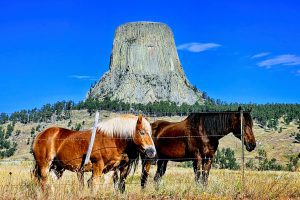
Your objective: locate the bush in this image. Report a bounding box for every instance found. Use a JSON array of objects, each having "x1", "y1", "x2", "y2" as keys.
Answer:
[
  {"x1": 286, "y1": 155, "x2": 299, "y2": 171},
  {"x1": 246, "y1": 158, "x2": 255, "y2": 169},
  {"x1": 0, "y1": 127, "x2": 17, "y2": 158},
  {"x1": 74, "y1": 123, "x2": 82, "y2": 131},
  {"x1": 36, "y1": 124, "x2": 41, "y2": 132},
  {"x1": 68, "y1": 120, "x2": 72, "y2": 127},
  {"x1": 15, "y1": 130, "x2": 21, "y2": 136},
  {"x1": 0, "y1": 113, "x2": 9, "y2": 124},
  {"x1": 30, "y1": 127, "x2": 35, "y2": 137},
  {"x1": 257, "y1": 149, "x2": 283, "y2": 171},
  {"x1": 181, "y1": 161, "x2": 193, "y2": 168},
  {"x1": 5, "y1": 123, "x2": 14, "y2": 139},
  {"x1": 214, "y1": 148, "x2": 240, "y2": 170}
]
